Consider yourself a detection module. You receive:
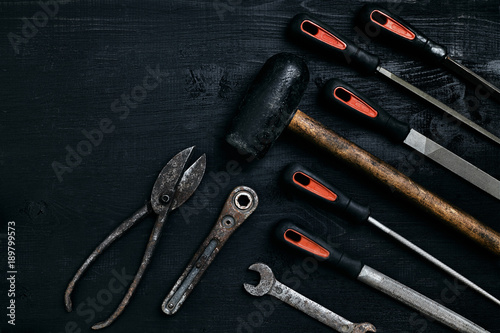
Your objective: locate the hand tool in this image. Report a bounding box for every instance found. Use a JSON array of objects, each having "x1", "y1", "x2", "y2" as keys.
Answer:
[
  {"x1": 288, "y1": 13, "x2": 500, "y2": 145},
  {"x1": 275, "y1": 220, "x2": 490, "y2": 333},
  {"x1": 64, "y1": 146, "x2": 206, "y2": 330},
  {"x1": 244, "y1": 262, "x2": 377, "y2": 333},
  {"x1": 225, "y1": 52, "x2": 500, "y2": 255},
  {"x1": 162, "y1": 185, "x2": 258, "y2": 314},
  {"x1": 356, "y1": 4, "x2": 500, "y2": 104},
  {"x1": 282, "y1": 162, "x2": 500, "y2": 307},
  {"x1": 322, "y1": 78, "x2": 500, "y2": 200}
]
